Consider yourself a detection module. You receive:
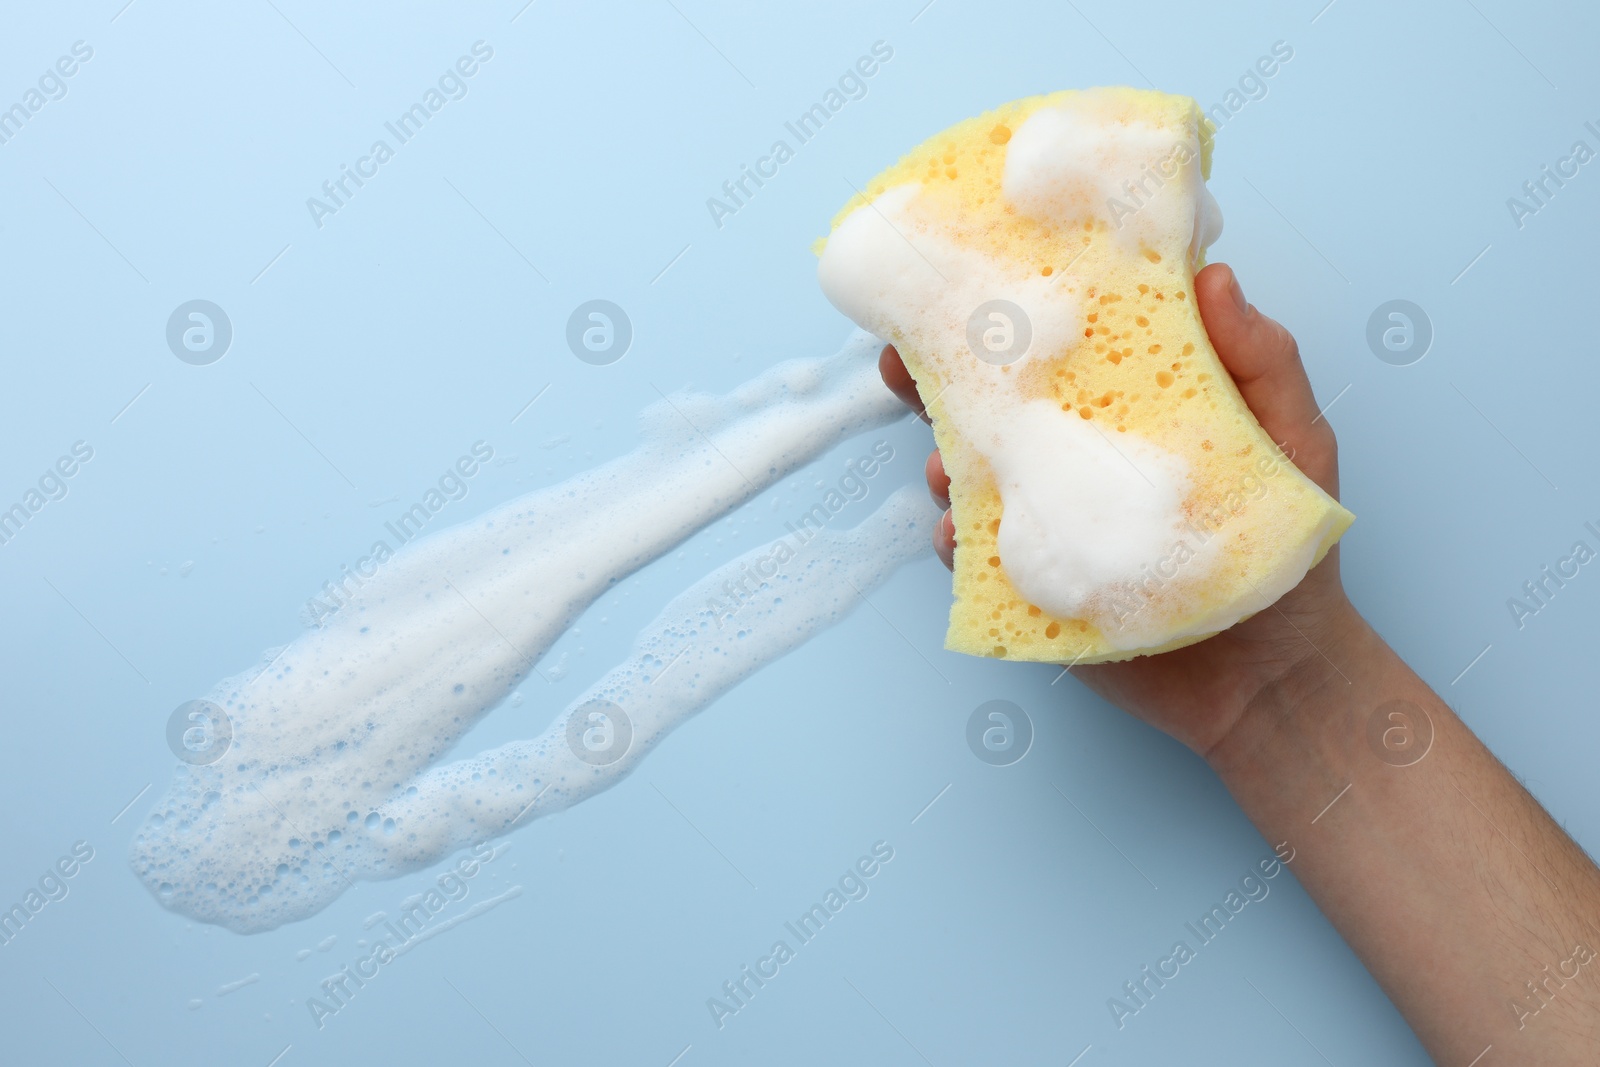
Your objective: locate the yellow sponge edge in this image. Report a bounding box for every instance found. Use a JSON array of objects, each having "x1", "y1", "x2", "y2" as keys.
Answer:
[{"x1": 817, "y1": 88, "x2": 1353, "y2": 664}]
